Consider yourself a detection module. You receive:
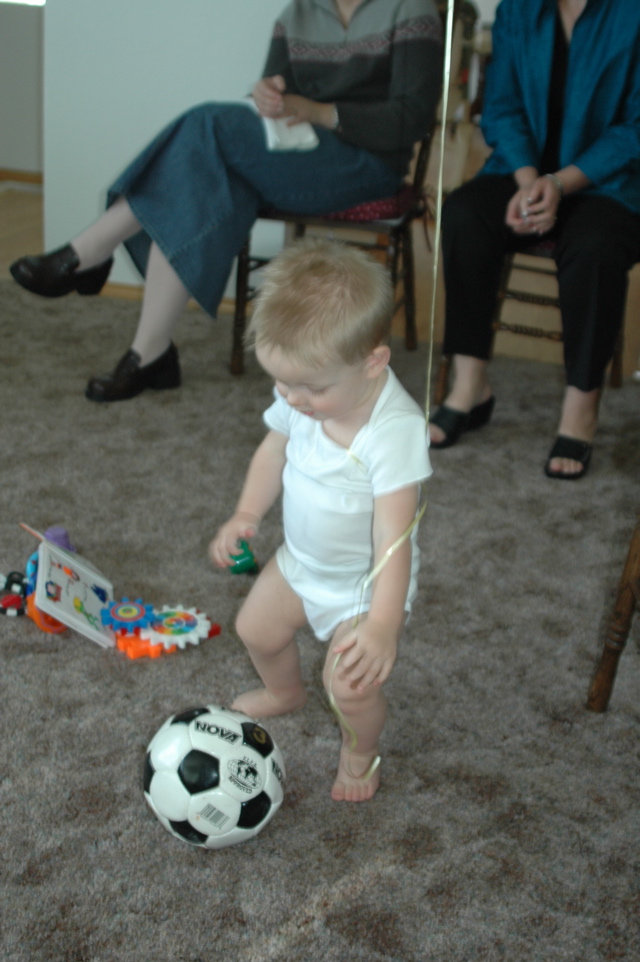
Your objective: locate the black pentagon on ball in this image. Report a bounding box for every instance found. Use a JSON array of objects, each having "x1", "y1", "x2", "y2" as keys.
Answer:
[
  {"x1": 170, "y1": 819, "x2": 208, "y2": 845},
  {"x1": 171, "y1": 707, "x2": 210, "y2": 725},
  {"x1": 237, "y1": 791, "x2": 271, "y2": 829},
  {"x1": 241, "y1": 722, "x2": 274, "y2": 758},
  {"x1": 178, "y1": 749, "x2": 220, "y2": 793},
  {"x1": 142, "y1": 752, "x2": 155, "y2": 793}
]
